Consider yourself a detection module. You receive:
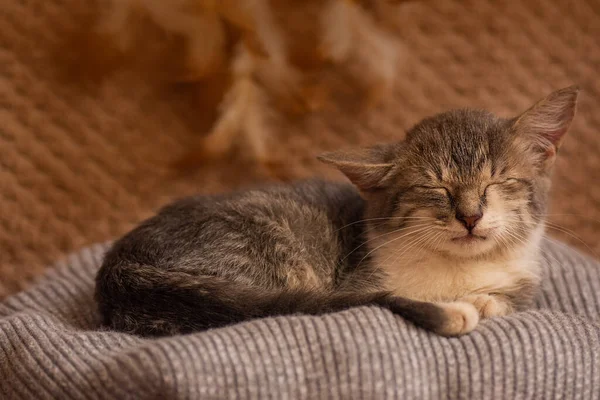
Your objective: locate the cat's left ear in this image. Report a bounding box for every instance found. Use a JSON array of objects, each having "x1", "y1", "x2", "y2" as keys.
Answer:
[
  {"x1": 511, "y1": 85, "x2": 579, "y2": 164},
  {"x1": 317, "y1": 144, "x2": 397, "y2": 191}
]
